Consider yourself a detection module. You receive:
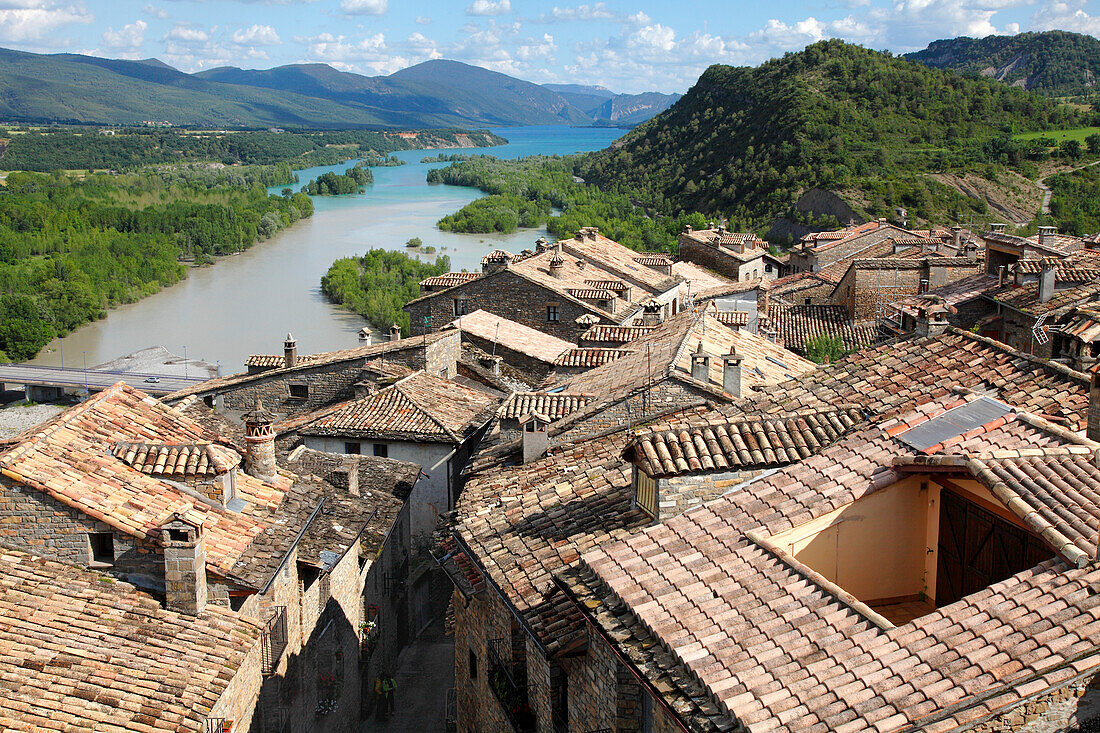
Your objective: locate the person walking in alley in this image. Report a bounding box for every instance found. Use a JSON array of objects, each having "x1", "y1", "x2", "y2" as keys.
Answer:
[{"x1": 382, "y1": 672, "x2": 396, "y2": 716}]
